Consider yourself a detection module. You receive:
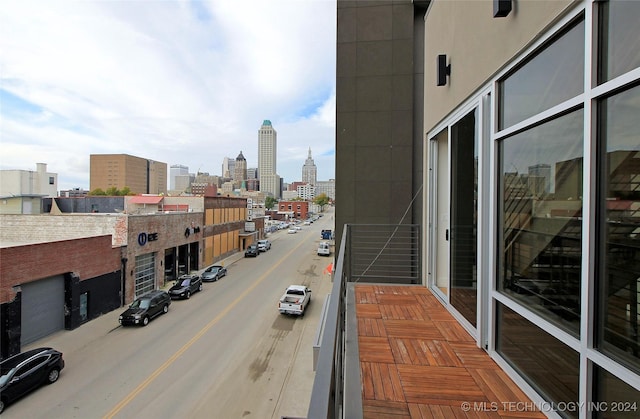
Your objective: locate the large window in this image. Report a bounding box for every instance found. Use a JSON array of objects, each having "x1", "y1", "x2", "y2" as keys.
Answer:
[
  {"x1": 598, "y1": 1, "x2": 640, "y2": 83},
  {"x1": 597, "y1": 84, "x2": 640, "y2": 372},
  {"x1": 499, "y1": 18, "x2": 584, "y2": 130},
  {"x1": 493, "y1": 1, "x2": 640, "y2": 411},
  {"x1": 498, "y1": 109, "x2": 584, "y2": 336},
  {"x1": 497, "y1": 303, "x2": 580, "y2": 418}
]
